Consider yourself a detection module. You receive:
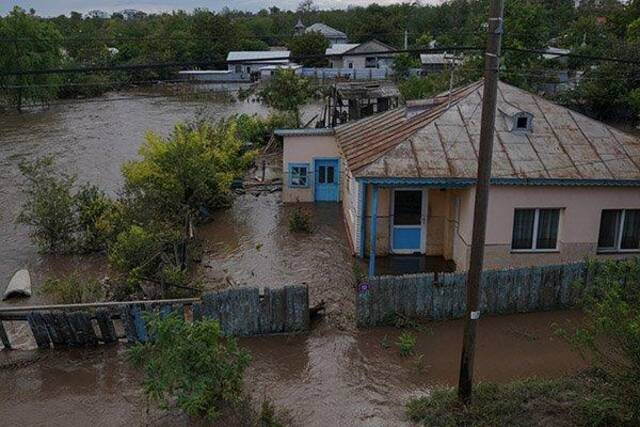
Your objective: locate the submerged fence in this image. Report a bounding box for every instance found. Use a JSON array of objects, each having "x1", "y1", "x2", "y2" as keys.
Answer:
[
  {"x1": 0, "y1": 285, "x2": 309, "y2": 350},
  {"x1": 357, "y1": 262, "x2": 590, "y2": 327}
]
